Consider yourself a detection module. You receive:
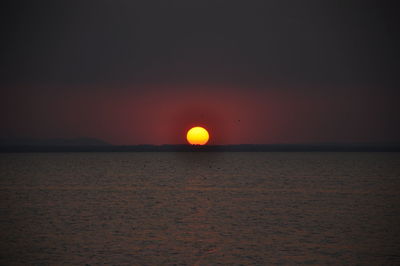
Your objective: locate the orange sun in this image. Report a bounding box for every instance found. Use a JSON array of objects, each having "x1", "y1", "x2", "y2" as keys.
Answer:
[{"x1": 186, "y1": 126, "x2": 209, "y2": 145}]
